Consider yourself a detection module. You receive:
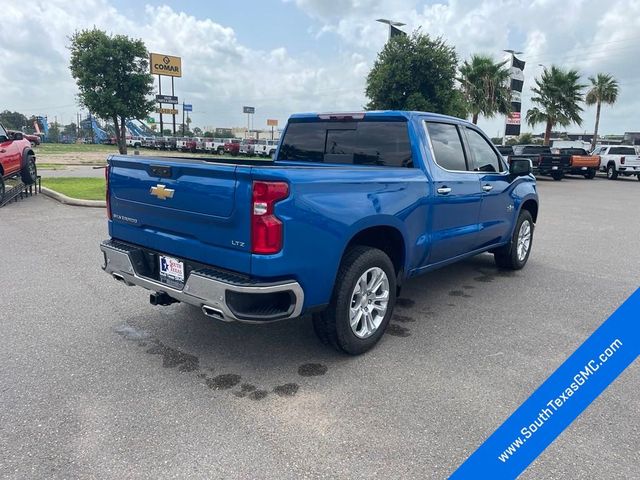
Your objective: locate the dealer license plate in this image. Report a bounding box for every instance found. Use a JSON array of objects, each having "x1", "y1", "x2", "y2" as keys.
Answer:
[{"x1": 159, "y1": 255, "x2": 185, "y2": 286}]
